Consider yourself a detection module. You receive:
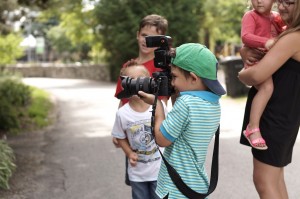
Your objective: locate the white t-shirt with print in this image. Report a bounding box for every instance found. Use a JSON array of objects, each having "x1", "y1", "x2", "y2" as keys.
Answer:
[{"x1": 112, "y1": 103, "x2": 166, "y2": 182}]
